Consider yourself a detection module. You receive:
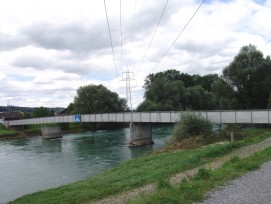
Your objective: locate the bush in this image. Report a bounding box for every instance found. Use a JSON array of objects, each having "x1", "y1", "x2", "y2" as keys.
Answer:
[
  {"x1": 172, "y1": 112, "x2": 212, "y2": 142},
  {"x1": 0, "y1": 124, "x2": 6, "y2": 130}
]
